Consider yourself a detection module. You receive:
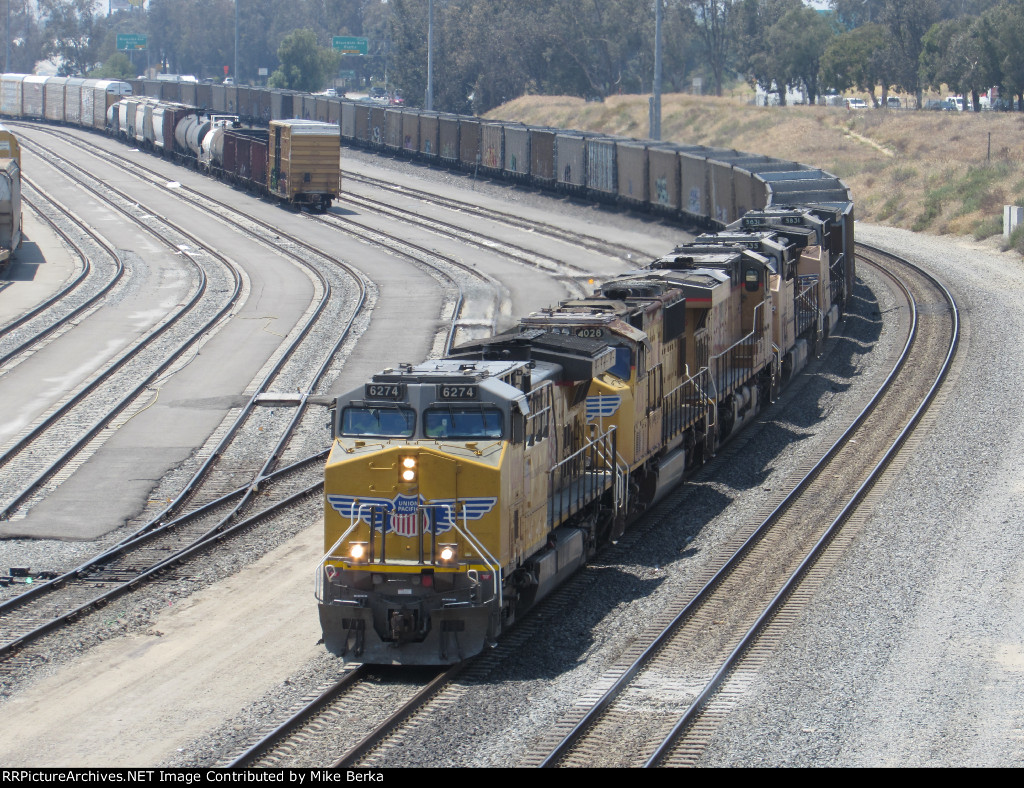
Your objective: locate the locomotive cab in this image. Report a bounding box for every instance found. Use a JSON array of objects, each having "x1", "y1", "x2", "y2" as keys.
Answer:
[{"x1": 318, "y1": 337, "x2": 617, "y2": 664}]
